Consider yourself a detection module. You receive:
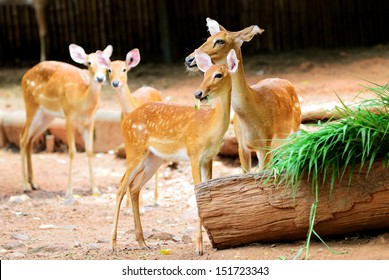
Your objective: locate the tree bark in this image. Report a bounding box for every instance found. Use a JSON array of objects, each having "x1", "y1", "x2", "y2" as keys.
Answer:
[{"x1": 195, "y1": 161, "x2": 389, "y2": 249}]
